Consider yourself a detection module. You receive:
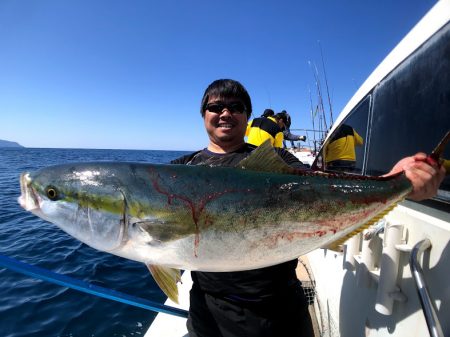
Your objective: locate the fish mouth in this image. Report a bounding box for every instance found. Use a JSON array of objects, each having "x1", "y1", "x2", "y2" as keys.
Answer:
[{"x1": 18, "y1": 172, "x2": 41, "y2": 211}]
